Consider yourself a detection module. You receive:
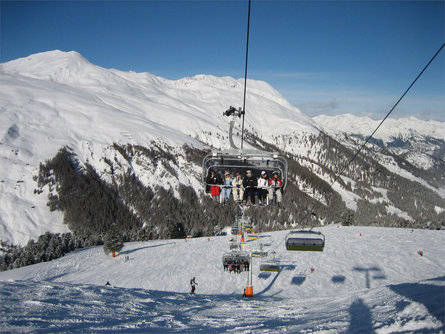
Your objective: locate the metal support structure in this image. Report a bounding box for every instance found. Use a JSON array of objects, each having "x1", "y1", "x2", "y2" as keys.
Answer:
[
  {"x1": 241, "y1": 0, "x2": 251, "y2": 150},
  {"x1": 245, "y1": 251, "x2": 253, "y2": 297}
]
